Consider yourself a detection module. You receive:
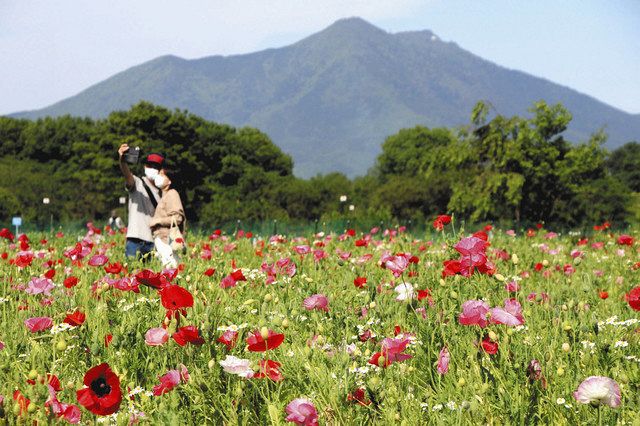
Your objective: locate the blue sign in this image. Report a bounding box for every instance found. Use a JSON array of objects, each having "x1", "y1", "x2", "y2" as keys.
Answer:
[{"x1": 12, "y1": 217, "x2": 22, "y2": 227}]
